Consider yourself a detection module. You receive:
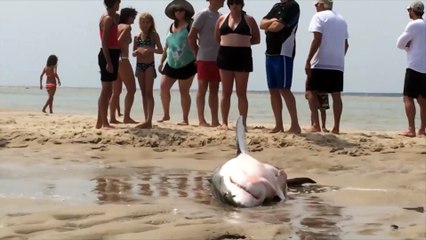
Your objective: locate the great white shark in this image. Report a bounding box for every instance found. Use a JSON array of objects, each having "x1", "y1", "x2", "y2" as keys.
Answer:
[{"x1": 210, "y1": 116, "x2": 315, "y2": 207}]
